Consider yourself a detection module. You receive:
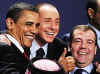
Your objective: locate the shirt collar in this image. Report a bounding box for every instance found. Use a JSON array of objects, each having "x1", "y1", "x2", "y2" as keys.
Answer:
[
  {"x1": 71, "y1": 63, "x2": 93, "y2": 74},
  {"x1": 30, "y1": 39, "x2": 48, "y2": 59},
  {"x1": 31, "y1": 39, "x2": 48, "y2": 51}
]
